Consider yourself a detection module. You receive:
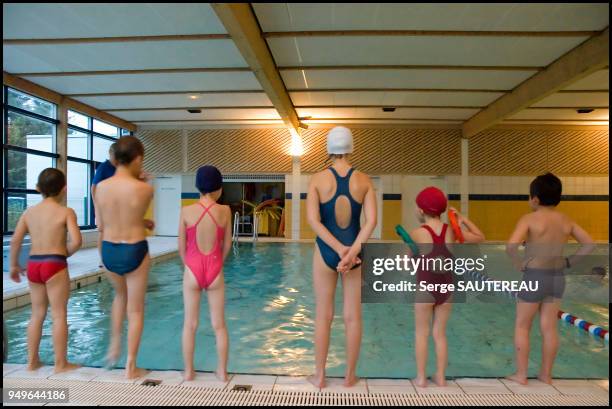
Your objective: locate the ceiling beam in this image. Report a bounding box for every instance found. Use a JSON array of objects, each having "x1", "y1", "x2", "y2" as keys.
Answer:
[
  {"x1": 15, "y1": 67, "x2": 251, "y2": 77},
  {"x1": 3, "y1": 34, "x2": 230, "y2": 44},
  {"x1": 264, "y1": 30, "x2": 598, "y2": 38},
  {"x1": 279, "y1": 65, "x2": 541, "y2": 71},
  {"x1": 287, "y1": 88, "x2": 508, "y2": 93},
  {"x1": 106, "y1": 106, "x2": 274, "y2": 111},
  {"x1": 3, "y1": 71, "x2": 137, "y2": 131},
  {"x1": 462, "y1": 28, "x2": 609, "y2": 138},
  {"x1": 66, "y1": 90, "x2": 265, "y2": 97},
  {"x1": 211, "y1": 3, "x2": 303, "y2": 132}
]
